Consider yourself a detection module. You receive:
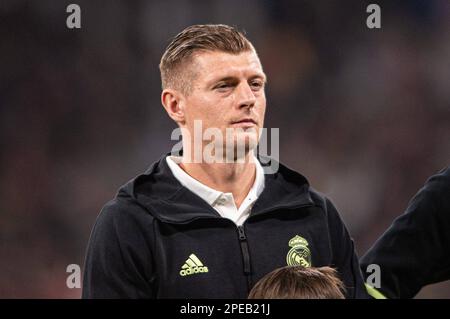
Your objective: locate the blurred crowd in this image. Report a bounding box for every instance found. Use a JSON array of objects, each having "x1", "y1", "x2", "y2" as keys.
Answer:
[{"x1": 0, "y1": 0, "x2": 449, "y2": 298}]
